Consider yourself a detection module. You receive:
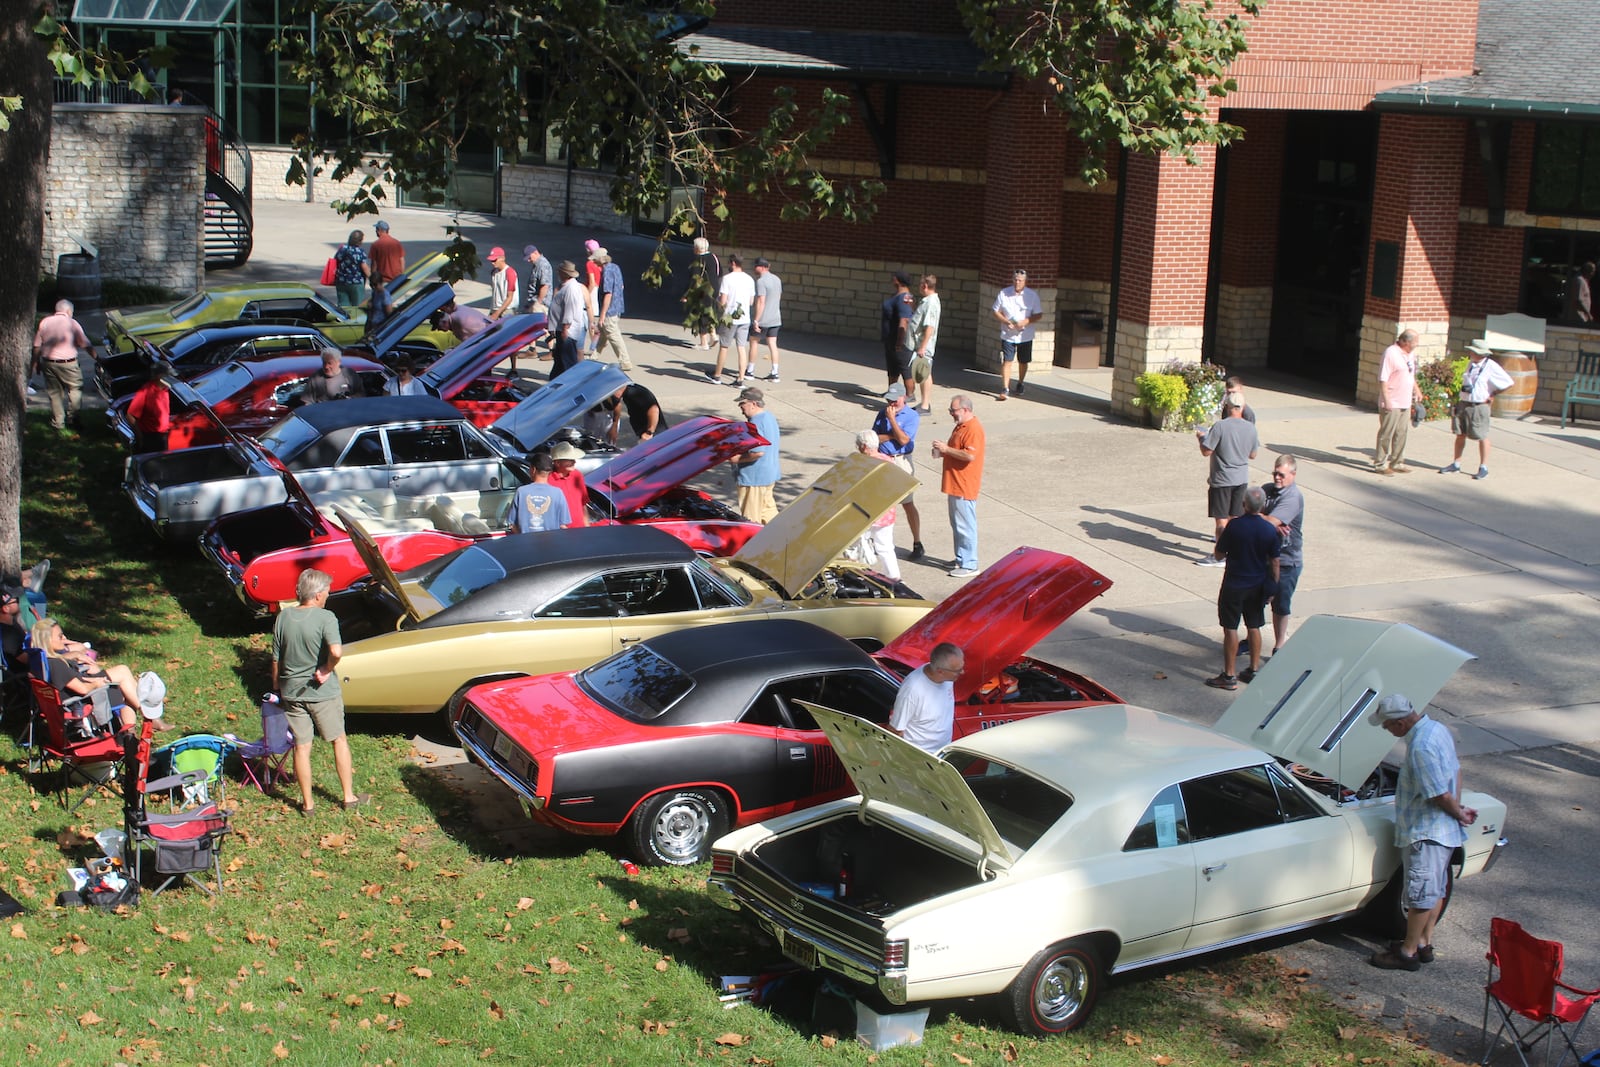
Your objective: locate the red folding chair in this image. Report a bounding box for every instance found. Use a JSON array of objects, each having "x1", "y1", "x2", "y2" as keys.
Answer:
[
  {"x1": 1481, "y1": 917, "x2": 1600, "y2": 1067},
  {"x1": 28, "y1": 677, "x2": 128, "y2": 811},
  {"x1": 121, "y1": 723, "x2": 233, "y2": 897}
]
